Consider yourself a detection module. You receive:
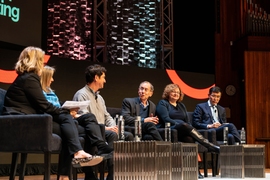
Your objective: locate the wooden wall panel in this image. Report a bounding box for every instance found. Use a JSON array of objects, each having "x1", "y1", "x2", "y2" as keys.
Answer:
[
  {"x1": 215, "y1": 0, "x2": 244, "y2": 130},
  {"x1": 244, "y1": 51, "x2": 270, "y2": 167}
]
